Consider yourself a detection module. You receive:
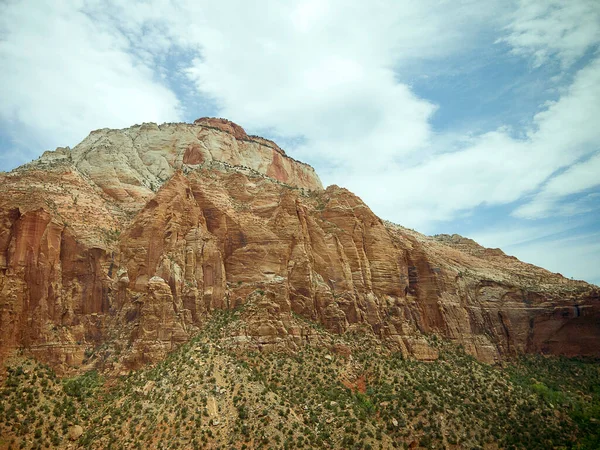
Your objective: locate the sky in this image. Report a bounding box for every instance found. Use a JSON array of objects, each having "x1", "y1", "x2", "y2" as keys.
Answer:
[{"x1": 0, "y1": 0, "x2": 599, "y2": 285}]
